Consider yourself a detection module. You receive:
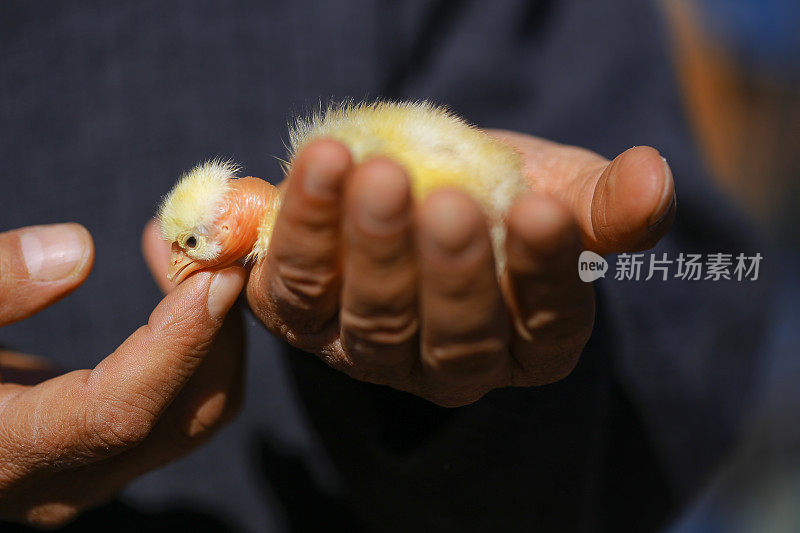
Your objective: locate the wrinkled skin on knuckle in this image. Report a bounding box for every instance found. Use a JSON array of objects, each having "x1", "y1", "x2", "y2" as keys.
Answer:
[
  {"x1": 274, "y1": 262, "x2": 338, "y2": 308},
  {"x1": 248, "y1": 259, "x2": 340, "y2": 343},
  {"x1": 147, "y1": 299, "x2": 208, "y2": 337},
  {"x1": 0, "y1": 403, "x2": 37, "y2": 477},
  {"x1": 511, "y1": 285, "x2": 594, "y2": 387},
  {"x1": 518, "y1": 295, "x2": 595, "y2": 343},
  {"x1": 418, "y1": 338, "x2": 510, "y2": 407},
  {"x1": 266, "y1": 265, "x2": 340, "y2": 338},
  {"x1": 0, "y1": 441, "x2": 33, "y2": 507},
  {"x1": 276, "y1": 316, "x2": 340, "y2": 357},
  {"x1": 425, "y1": 337, "x2": 507, "y2": 379},
  {"x1": 0, "y1": 376, "x2": 95, "y2": 467},
  {"x1": 161, "y1": 343, "x2": 214, "y2": 381},
  {"x1": 151, "y1": 327, "x2": 216, "y2": 371},
  {"x1": 340, "y1": 344, "x2": 421, "y2": 388},
  {"x1": 85, "y1": 396, "x2": 157, "y2": 452},
  {"x1": 341, "y1": 308, "x2": 418, "y2": 348},
  {"x1": 511, "y1": 299, "x2": 592, "y2": 387}
]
